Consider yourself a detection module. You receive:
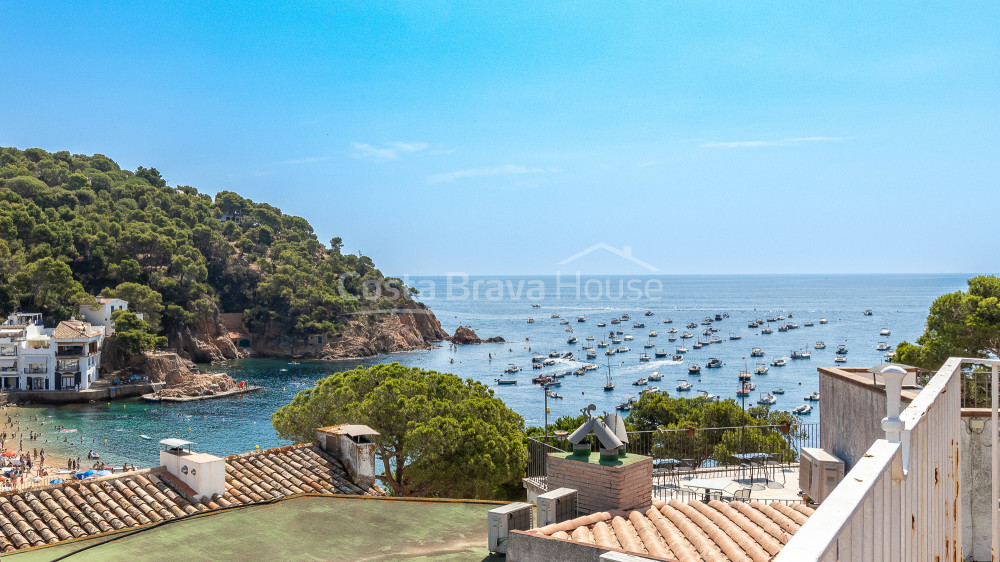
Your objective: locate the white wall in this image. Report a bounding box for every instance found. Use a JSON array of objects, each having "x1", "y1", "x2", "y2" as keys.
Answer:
[{"x1": 160, "y1": 450, "x2": 226, "y2": 500}]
